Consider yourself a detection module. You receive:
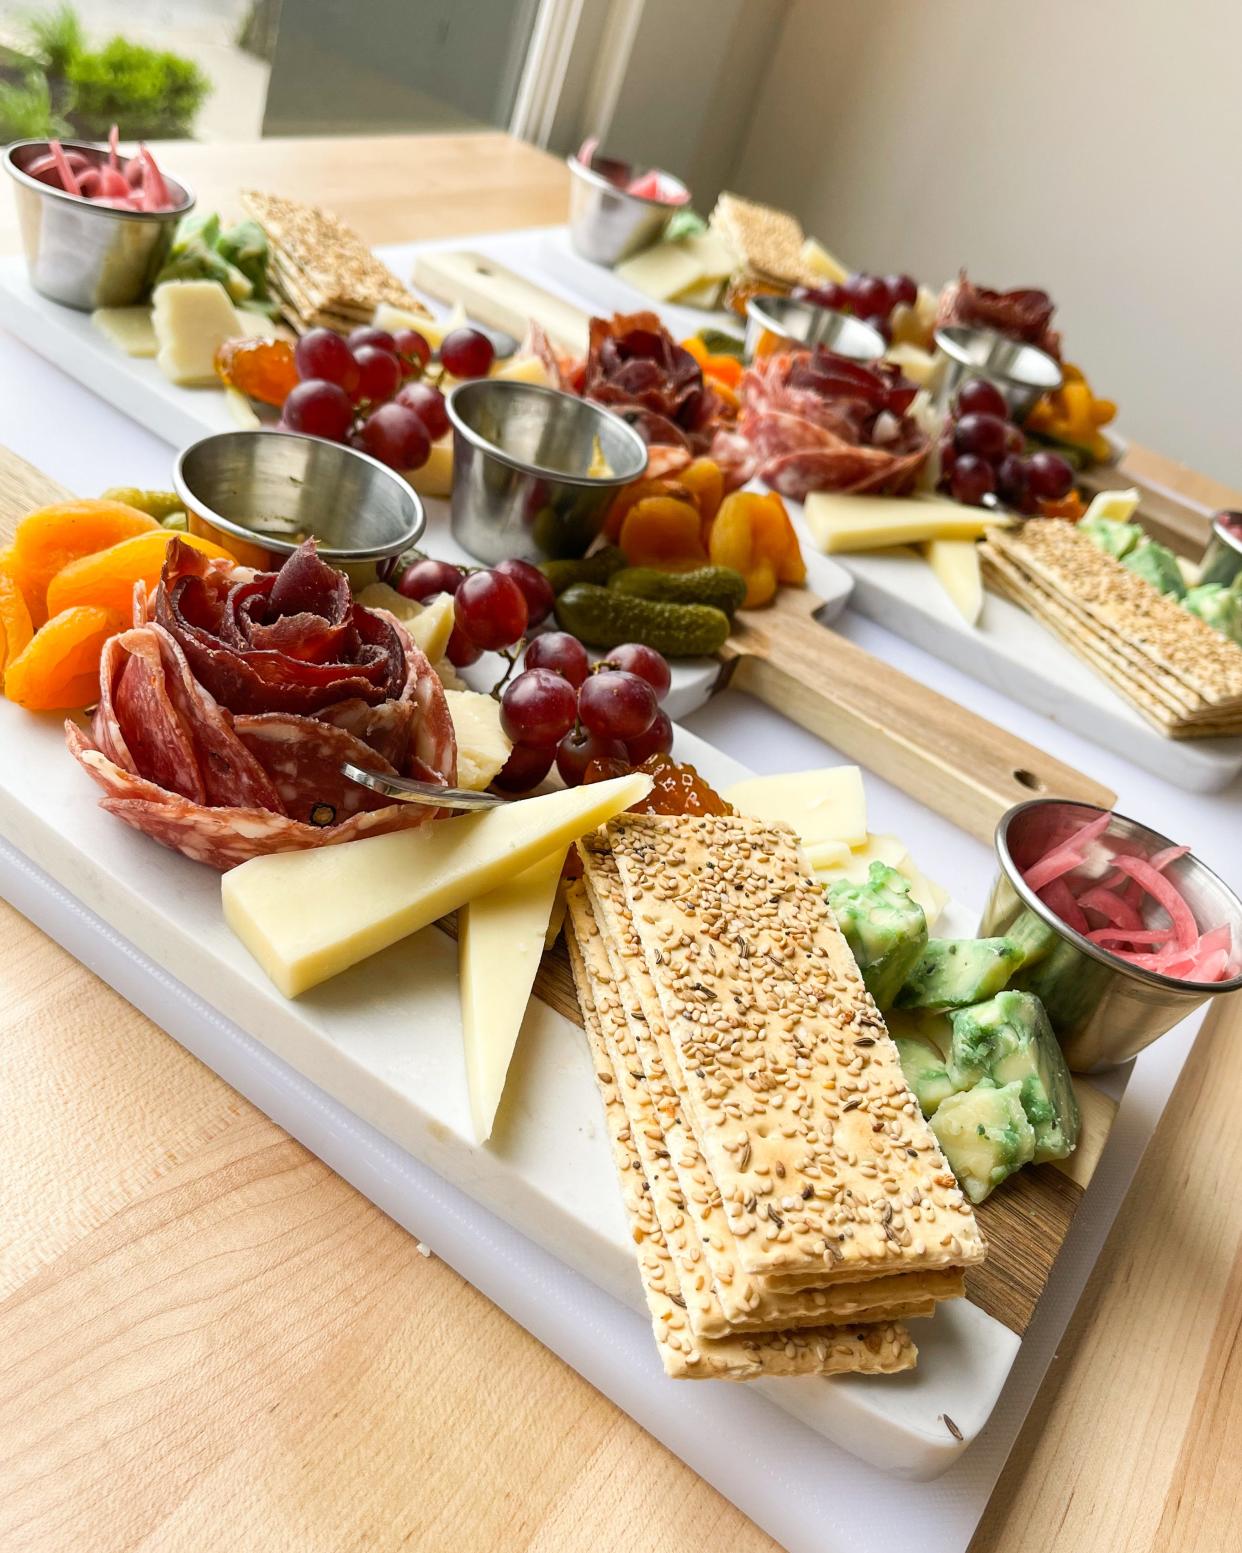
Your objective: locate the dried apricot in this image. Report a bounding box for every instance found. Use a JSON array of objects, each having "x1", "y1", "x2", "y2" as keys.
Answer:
[
  {"x1": 602, "y1": 477, "x2": 682, "y2": 542},
  {"x1": 618, "y1": 496, "x2": 707, "y2": 569},
  {"x1": 4, "y1": 605, "x2": 120, "y2": 711},
  {"x1": 215, "y1": 337, "x2": 299, "y2": 407},
  {"x1": 46, "y1": 530, "x2": 234, "y2": 621},
  {"x1": 752, "y1": 492, "x2": 807, "y2": 585},
  {"x1": 0, "y1": 559, "x2": 34, "y2": 672},
  {"x1": 678, "y1": 458, "x2": 724, "y2": 530},
  {"x1": 11, "y1": 500, "x2": 160, "y2": 626},
  {"x1": 708, "y1": 490, "x2": 795, "y2": 605}
]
